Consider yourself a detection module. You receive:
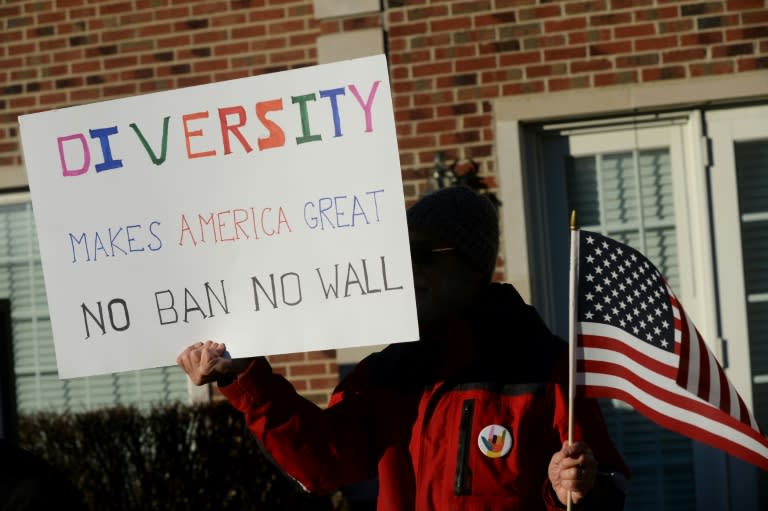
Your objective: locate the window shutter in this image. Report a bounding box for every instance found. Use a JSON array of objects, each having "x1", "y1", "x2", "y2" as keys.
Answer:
[
  {"x1": 0, "y1": 200, "x2": 189, "y2": 413},
  {"x1": 734, "y1": 139, "x2": 768, "y2": 433}
]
